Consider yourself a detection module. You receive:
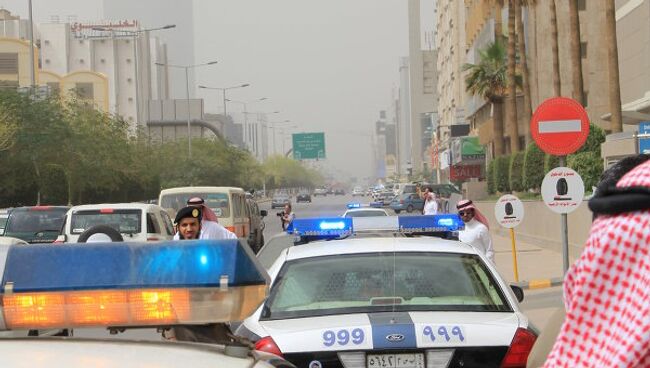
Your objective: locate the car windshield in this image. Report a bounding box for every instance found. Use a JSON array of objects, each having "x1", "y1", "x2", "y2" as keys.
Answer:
[
  {"x1": 70, "y1": 209, "x2": 142, "y2": 234},
  {"x1": 345, "y1": 210, "x2": 387, "y2": 217},
  {"x1": 5, "y1": 208, "x2": 68, "y2": 233},
  {"x1": 262, "y1": 252, "x2": 510, "y2": 320},
  {"x1": 160, "y1": 193, "x2": 230, "y2": 218},
  {"x1": 257, "y1": 234, "x2": 294, "y2": 270}
]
